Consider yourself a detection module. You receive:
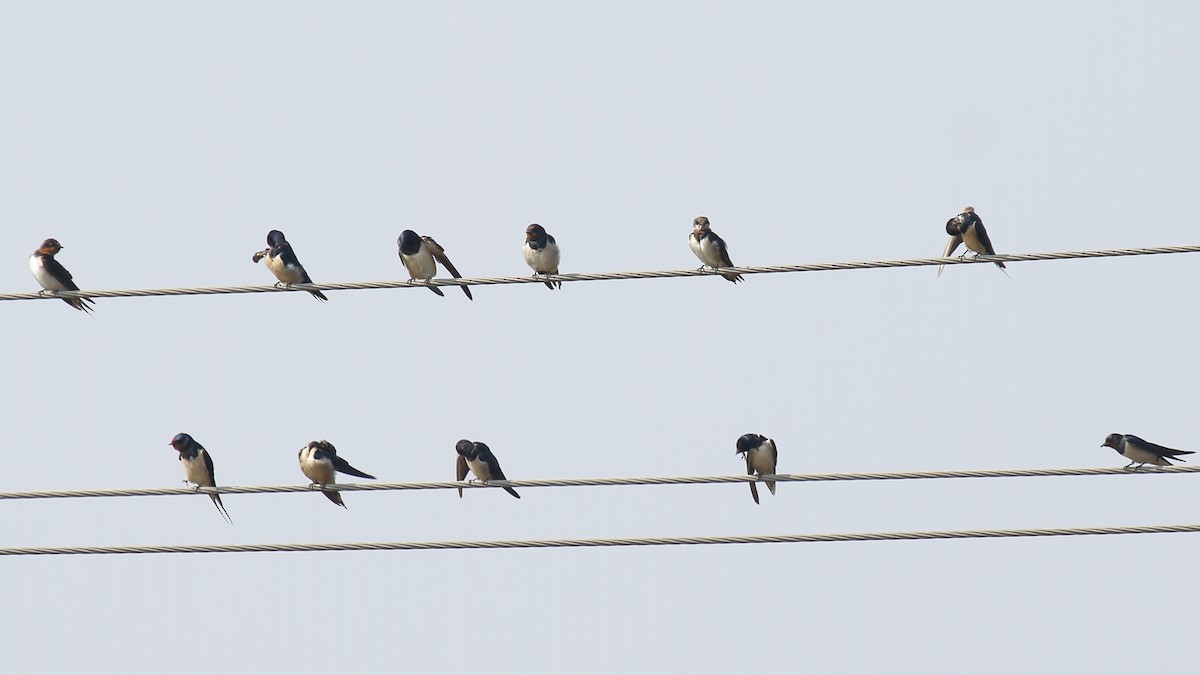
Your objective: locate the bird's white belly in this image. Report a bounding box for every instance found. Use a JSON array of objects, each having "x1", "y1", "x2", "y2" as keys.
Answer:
[
  {"x1": 1123, "y1": 445, "x2": 1167, "y2": 466},
  {"x1": 403, "y1": 250, "x2": 437, "y2": 280},
  {"x1": 29, "y1": 256, "x2": 67, "y2": 291},
  {"x1": 962, "y1": 226, "x2": 986, "y2": 254},
  {"x1": 746, "y1": 446, "x2": 775, "y2": 475},
  {"x1": 181, "y1": 455, "x2": 211, "y2": 487},
  {"x1": 524, "y1": 243, "x2": 559, "y2": 274},
  {"x1": 691, "y1": 237, "x2": 723, "y2": 267},
  {"x1": 299, "y1": 451, "x2": 335, "y2": 483},
  {"x1": 265, "y1": 255, "x2": 304, "y2": 284},
  {"x1": 467, "y1": 458, "x2": 492, "y2": 481}
]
